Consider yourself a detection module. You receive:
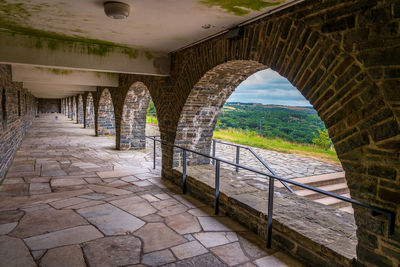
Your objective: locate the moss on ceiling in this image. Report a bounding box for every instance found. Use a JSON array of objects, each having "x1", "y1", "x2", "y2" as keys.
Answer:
[
  {"x1": 0, "y1": 0, "x2": 152, "y2": 59},
  {"x1": 199, "y1": 0, "x2": 282, "y2": 16}
]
